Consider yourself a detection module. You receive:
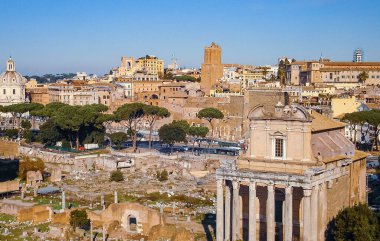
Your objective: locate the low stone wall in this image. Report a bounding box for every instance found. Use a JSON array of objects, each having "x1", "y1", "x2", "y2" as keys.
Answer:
[
  {"x1": 19, "y1": 146, "x2": 118, "y2": 172},
  {"x1": 0, "y1": 199, "x2": 33, "y2": 215},
  {"x1": 0, "y1": 180, "x2": 19, "y2": 194}
]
